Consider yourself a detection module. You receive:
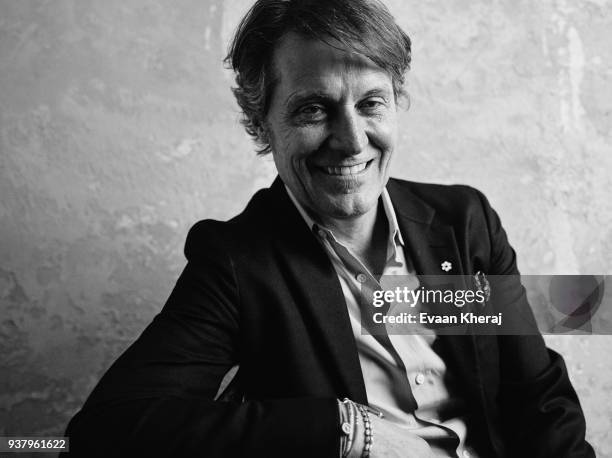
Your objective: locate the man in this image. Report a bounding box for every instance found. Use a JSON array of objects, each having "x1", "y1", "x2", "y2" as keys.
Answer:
[{"x1": 65, "y1": 0, "x2": 593, "y2": 456}]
